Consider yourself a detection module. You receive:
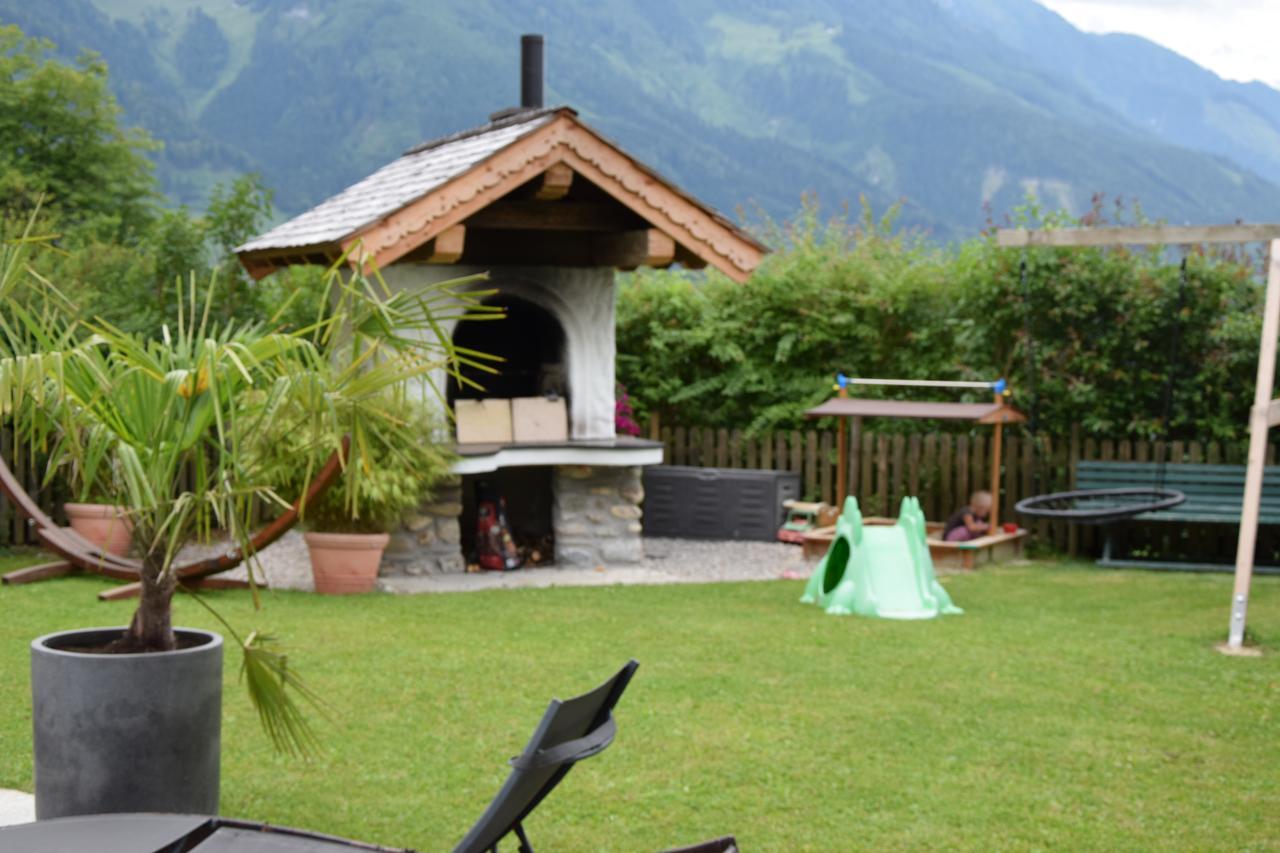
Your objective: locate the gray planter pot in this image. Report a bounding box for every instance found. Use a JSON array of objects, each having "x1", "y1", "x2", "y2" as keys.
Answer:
[{"x1": 31, "y1": 626, "x2": 223, "y2": 819}]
